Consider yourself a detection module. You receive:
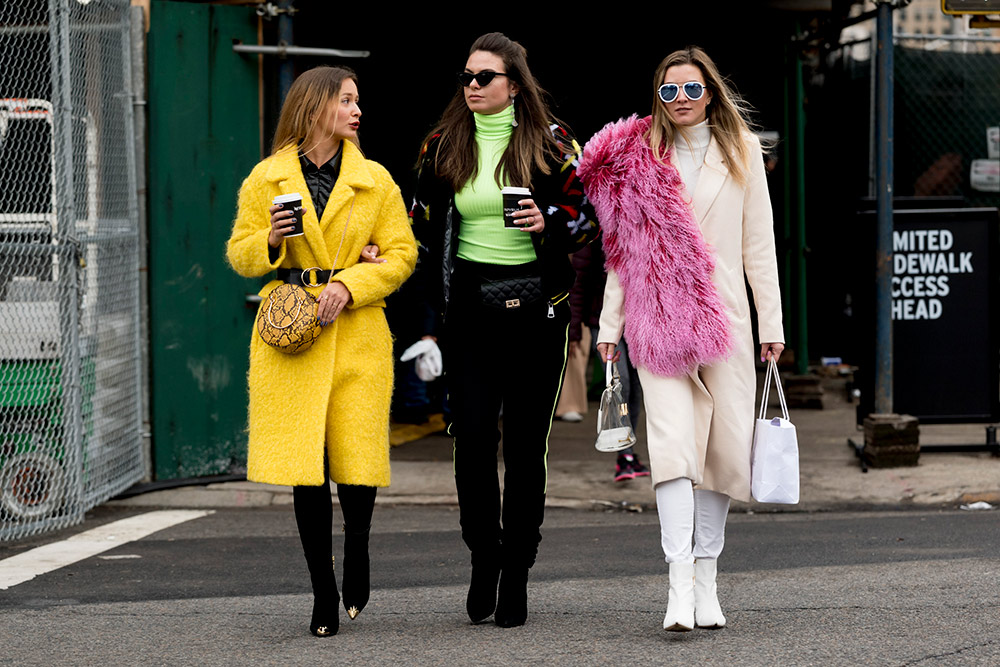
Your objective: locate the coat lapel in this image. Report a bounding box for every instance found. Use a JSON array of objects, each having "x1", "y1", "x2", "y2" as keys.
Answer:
[
  {"x1": 319, "y1": 140, "x2": 374, "y2": 235},
  {"x1": 264, "y1": 141, "x2": 374, "y2": 269},
  {"x1": 265, "y1": 147, "x2": 330, "y2": 266},
  {"x1": 689, "y1": 136, "x2": 727, "y2": 223}
]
